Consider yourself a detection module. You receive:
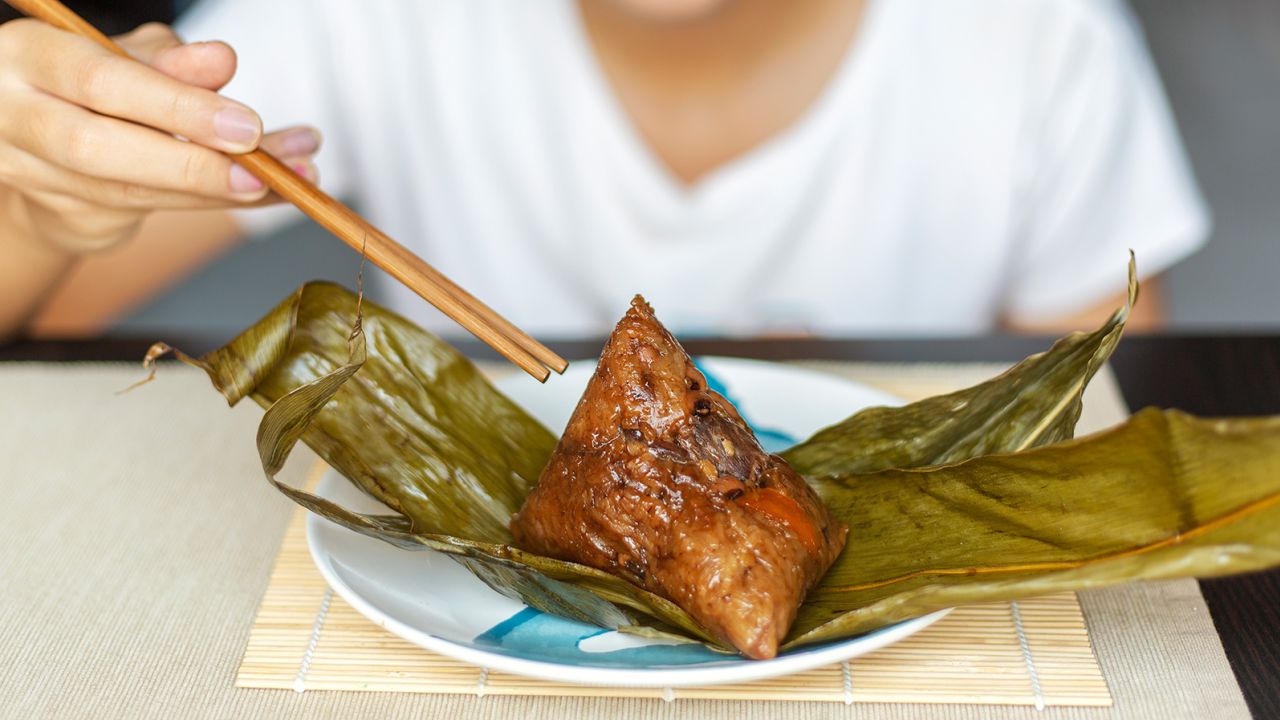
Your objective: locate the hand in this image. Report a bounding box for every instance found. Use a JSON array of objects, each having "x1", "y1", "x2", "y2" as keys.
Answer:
[{"x1": 0, "y1": 20, "x2": 318, "y2": 254}]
